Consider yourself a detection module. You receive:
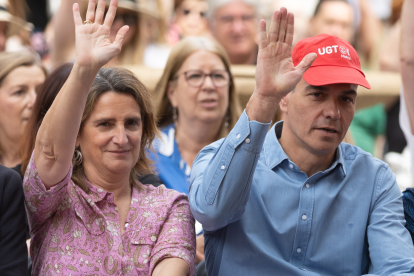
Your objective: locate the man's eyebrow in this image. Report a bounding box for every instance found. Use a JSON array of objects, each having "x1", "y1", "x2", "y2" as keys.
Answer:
[
  {"x1": 342, "y1": 90, "x2": 357, "y2": 96},
  {"x1": 305, "y1": 85, "x2": 329, "y2": 92}
]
